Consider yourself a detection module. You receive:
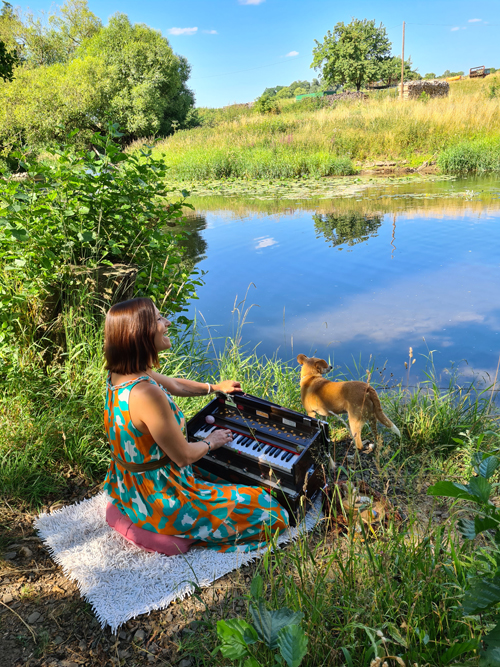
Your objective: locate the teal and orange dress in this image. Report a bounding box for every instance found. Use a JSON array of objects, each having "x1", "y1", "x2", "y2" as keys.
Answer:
[{"x1": 103, "y1": 375, "x2": 289, "y2": 552}]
